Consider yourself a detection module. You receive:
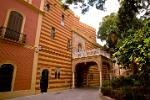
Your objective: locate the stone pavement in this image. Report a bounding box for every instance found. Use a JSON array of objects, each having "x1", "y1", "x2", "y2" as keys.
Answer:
[{"x1": 6, "y1": 88, "x2": 114, "y2": 100}]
